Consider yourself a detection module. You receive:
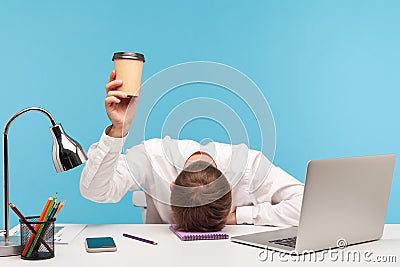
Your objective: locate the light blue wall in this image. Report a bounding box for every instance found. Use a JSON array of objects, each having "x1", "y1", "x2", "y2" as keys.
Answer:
[{"x1": 1, "y1": 0, "x2": 399, "y2": 227}]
